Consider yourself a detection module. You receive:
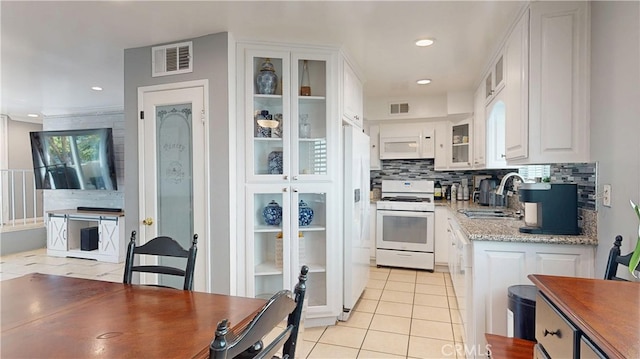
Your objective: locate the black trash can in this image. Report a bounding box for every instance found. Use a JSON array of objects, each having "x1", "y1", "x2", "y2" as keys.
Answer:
[{"x1": 507, "y1": 285, "x2": 537, "y2": 341}]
